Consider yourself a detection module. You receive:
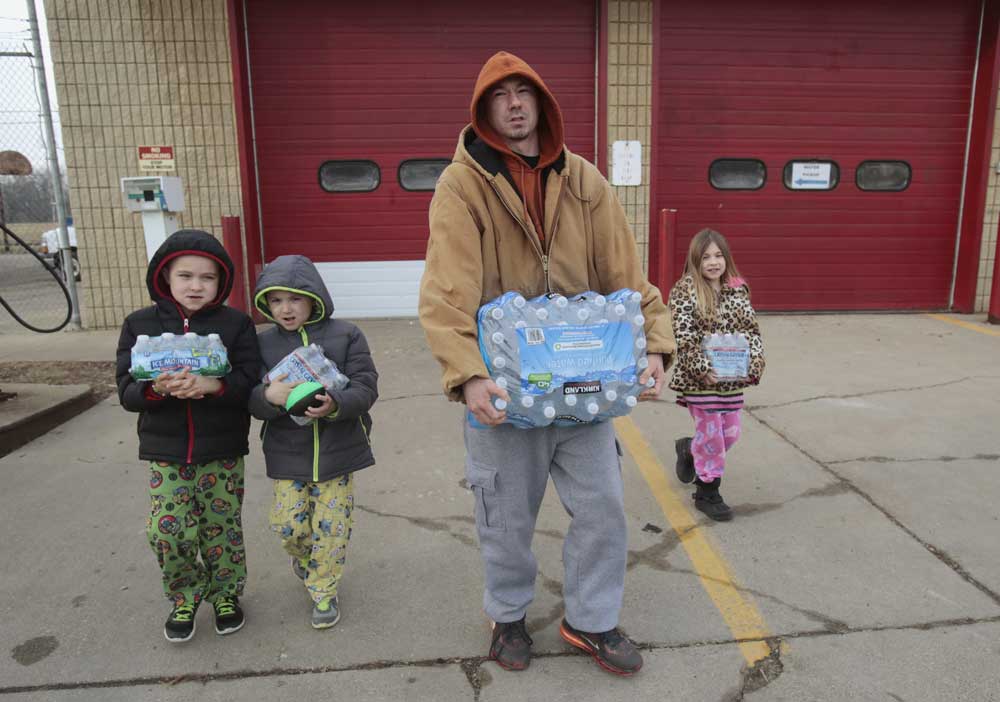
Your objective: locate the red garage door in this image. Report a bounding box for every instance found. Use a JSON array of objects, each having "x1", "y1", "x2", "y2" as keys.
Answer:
[
  {"x1": 653, "y1": 0, "x2": 980, "y2": 310},
  {"x1": 246, "y1": 0, "x2": 596, "y2": 263}
]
